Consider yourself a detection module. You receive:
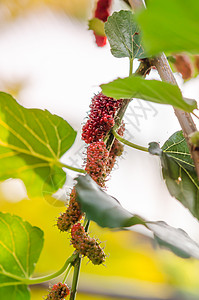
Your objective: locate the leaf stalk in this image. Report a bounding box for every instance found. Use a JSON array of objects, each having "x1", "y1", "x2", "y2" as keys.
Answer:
[
  {"x1": 2, "y1": 252, "x2": 78, "y2": 286},
  {"x1": 112, "y1": 129, "x2": 148, "y2": 152},
  {"x1": 58, "y1": 161, "x2": 86, "y2": 174}
]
